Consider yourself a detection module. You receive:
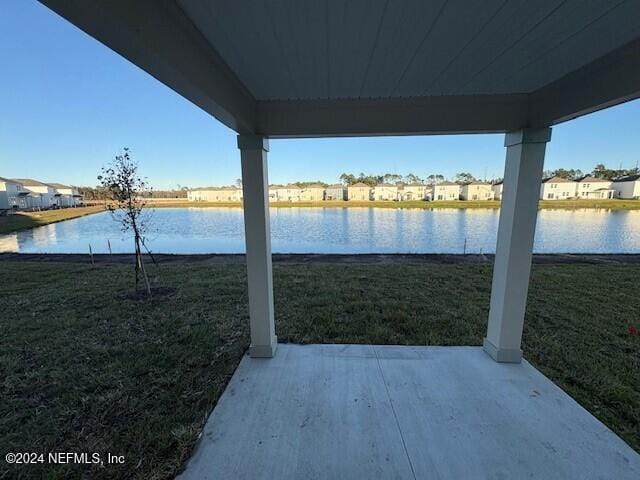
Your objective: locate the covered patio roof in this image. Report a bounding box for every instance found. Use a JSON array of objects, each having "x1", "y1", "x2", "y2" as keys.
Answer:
[{"x1": 40, "y1": 0, "x2": 640, "y2": 137}]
